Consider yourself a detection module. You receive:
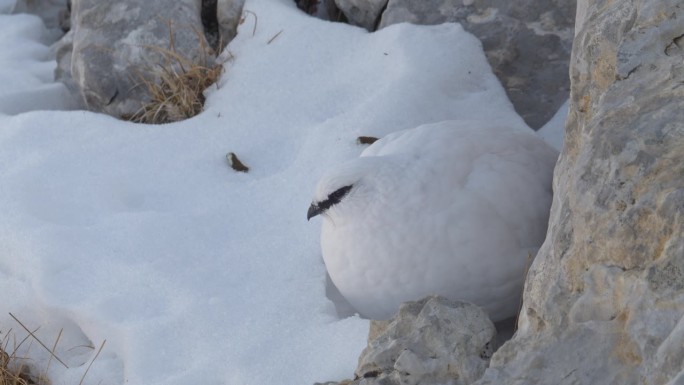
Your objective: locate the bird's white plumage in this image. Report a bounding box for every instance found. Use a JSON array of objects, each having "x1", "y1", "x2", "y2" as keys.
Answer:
[{"x1": 311, "y1": 120, "x2": 558, "y2": 321}]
